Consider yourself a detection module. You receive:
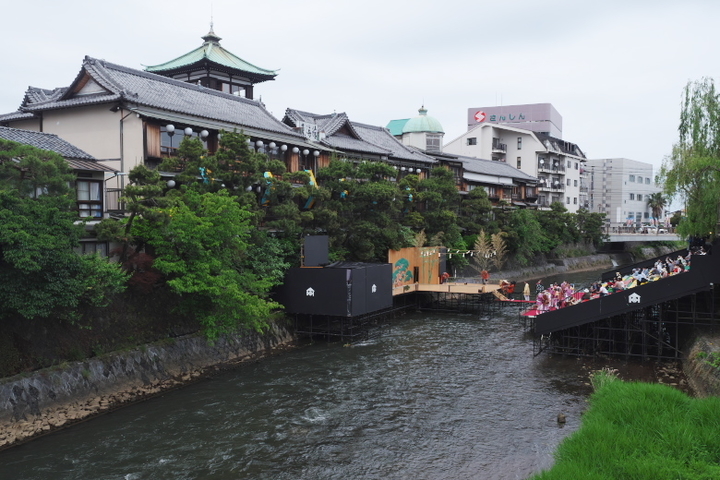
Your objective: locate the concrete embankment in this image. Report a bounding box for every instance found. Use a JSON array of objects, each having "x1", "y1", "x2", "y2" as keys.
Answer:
[
  {"x1": 684, "y1": 335, "x2": 720, "y2": 397},
  {"x1": 485, "y1": 253, "x2": 617, "y2": 284},
  {"x1": 489, "y1": 243, "x2": 681, "y2": 283},
  {"x1": 0, "y1": 323, "x2": 295, "y2": 450}
]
